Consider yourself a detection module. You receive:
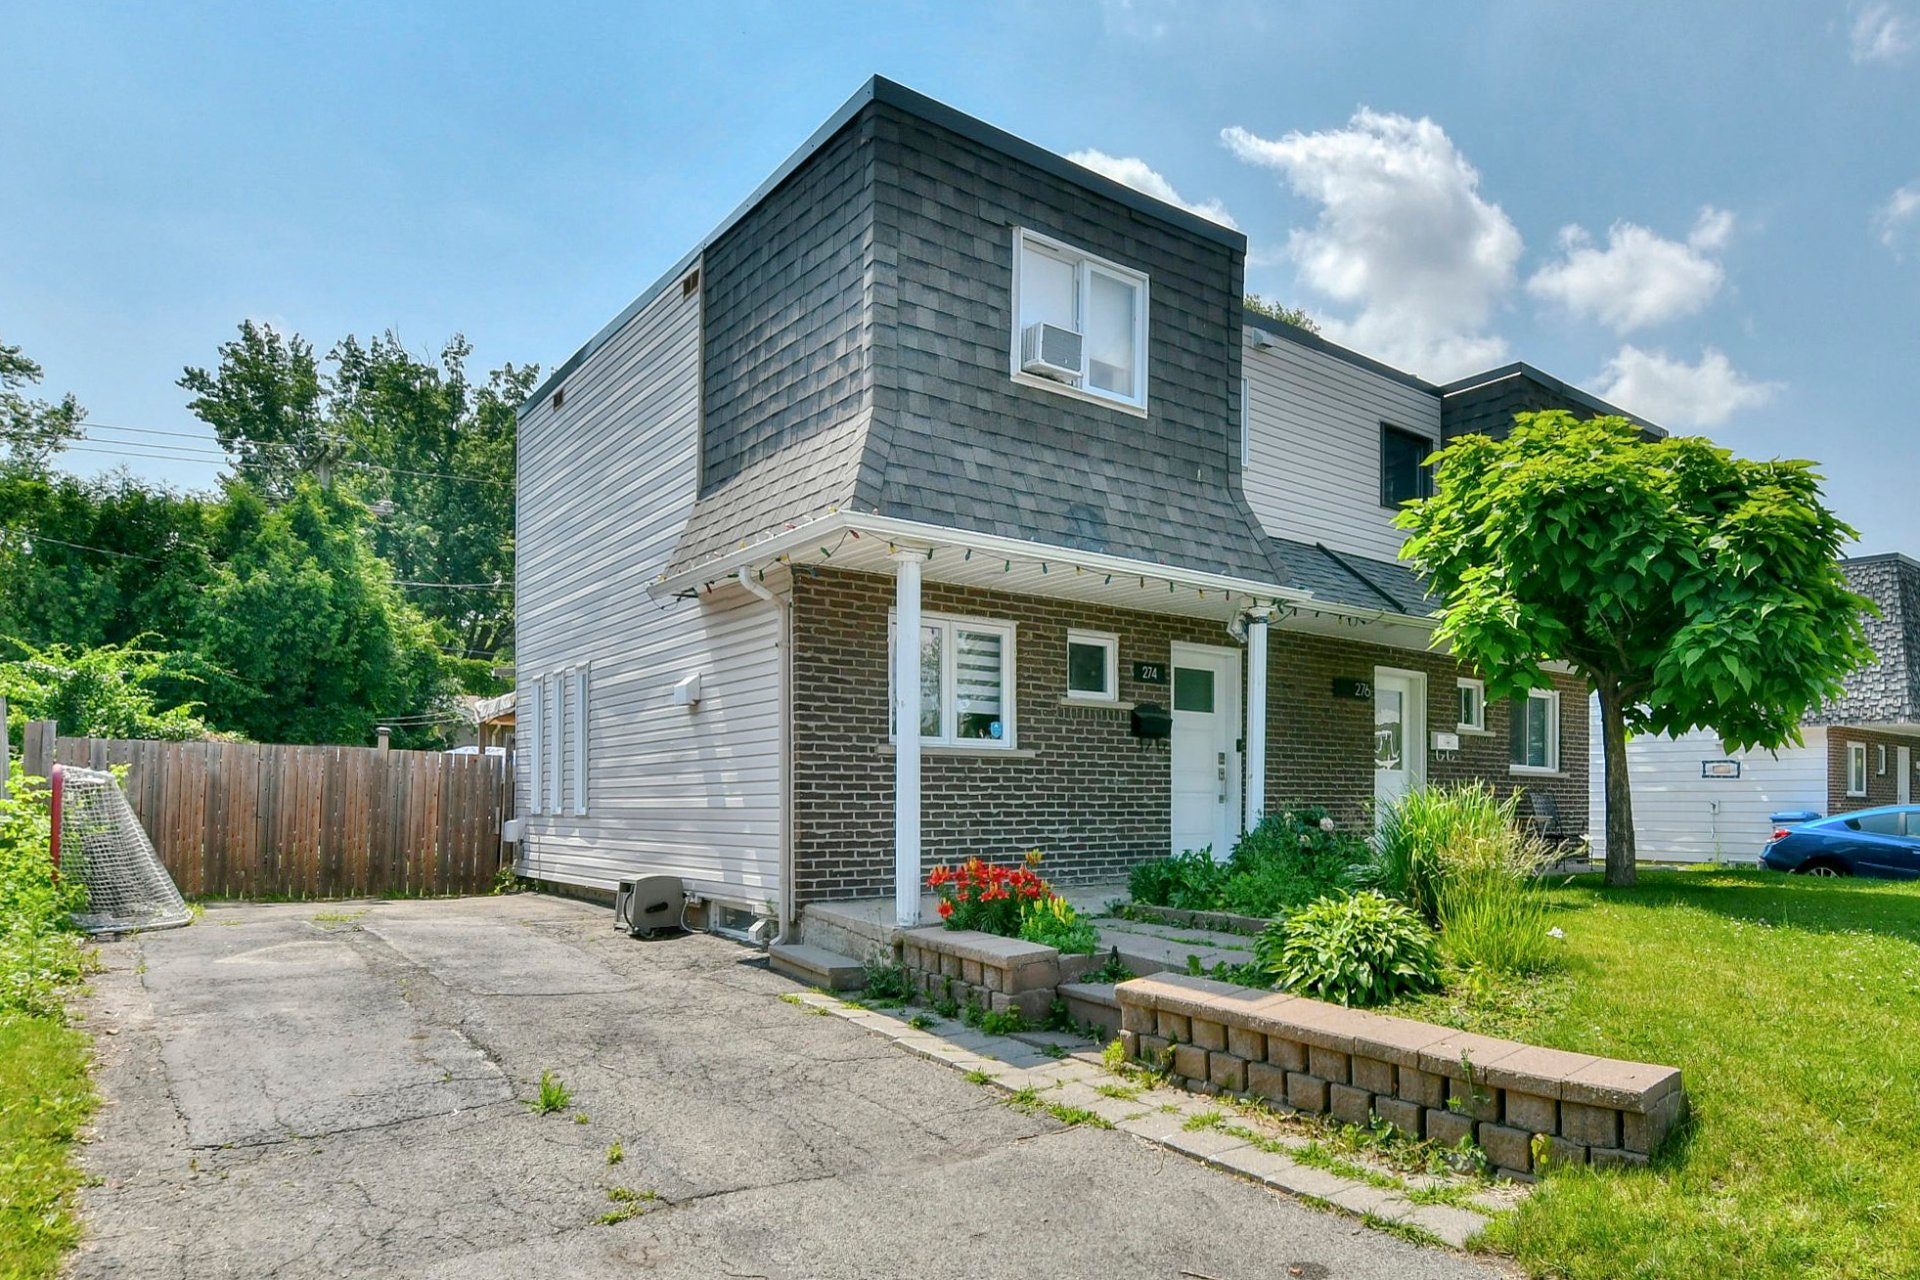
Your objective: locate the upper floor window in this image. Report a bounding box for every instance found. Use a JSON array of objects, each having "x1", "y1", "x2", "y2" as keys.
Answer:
[
  {"x1": 1380, "y1": 424, "x2": 1435, "y2": 509},
  {"x1": 1011, "y1": 228, "x2": 1150, "y2": 413}
]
